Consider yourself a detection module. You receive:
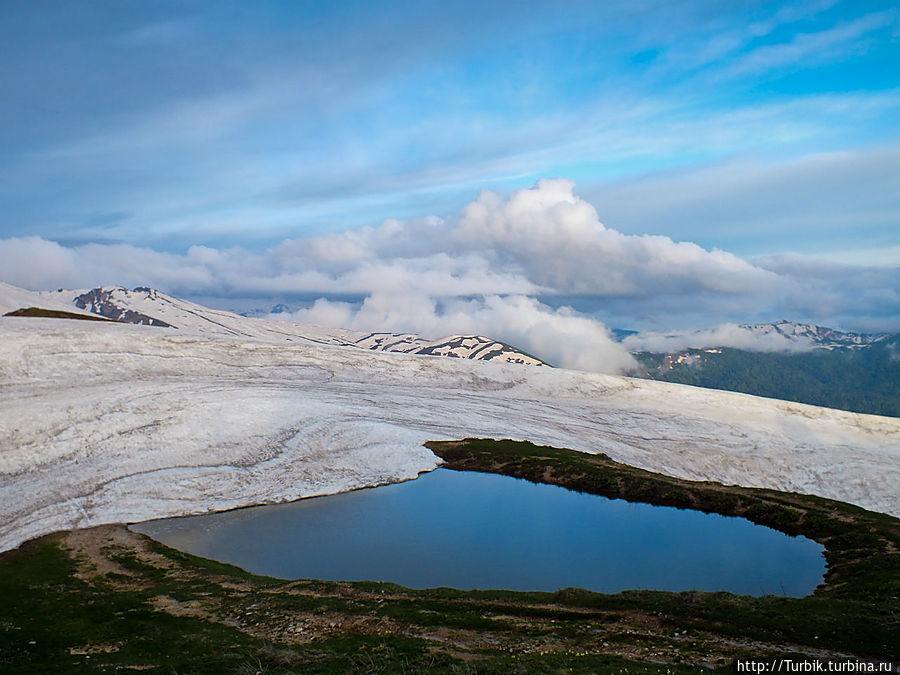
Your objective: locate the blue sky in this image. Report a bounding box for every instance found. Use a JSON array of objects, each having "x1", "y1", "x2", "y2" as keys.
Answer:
[{"x1": 1, "y1": 0, "x2": 898, "y2": 340}]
